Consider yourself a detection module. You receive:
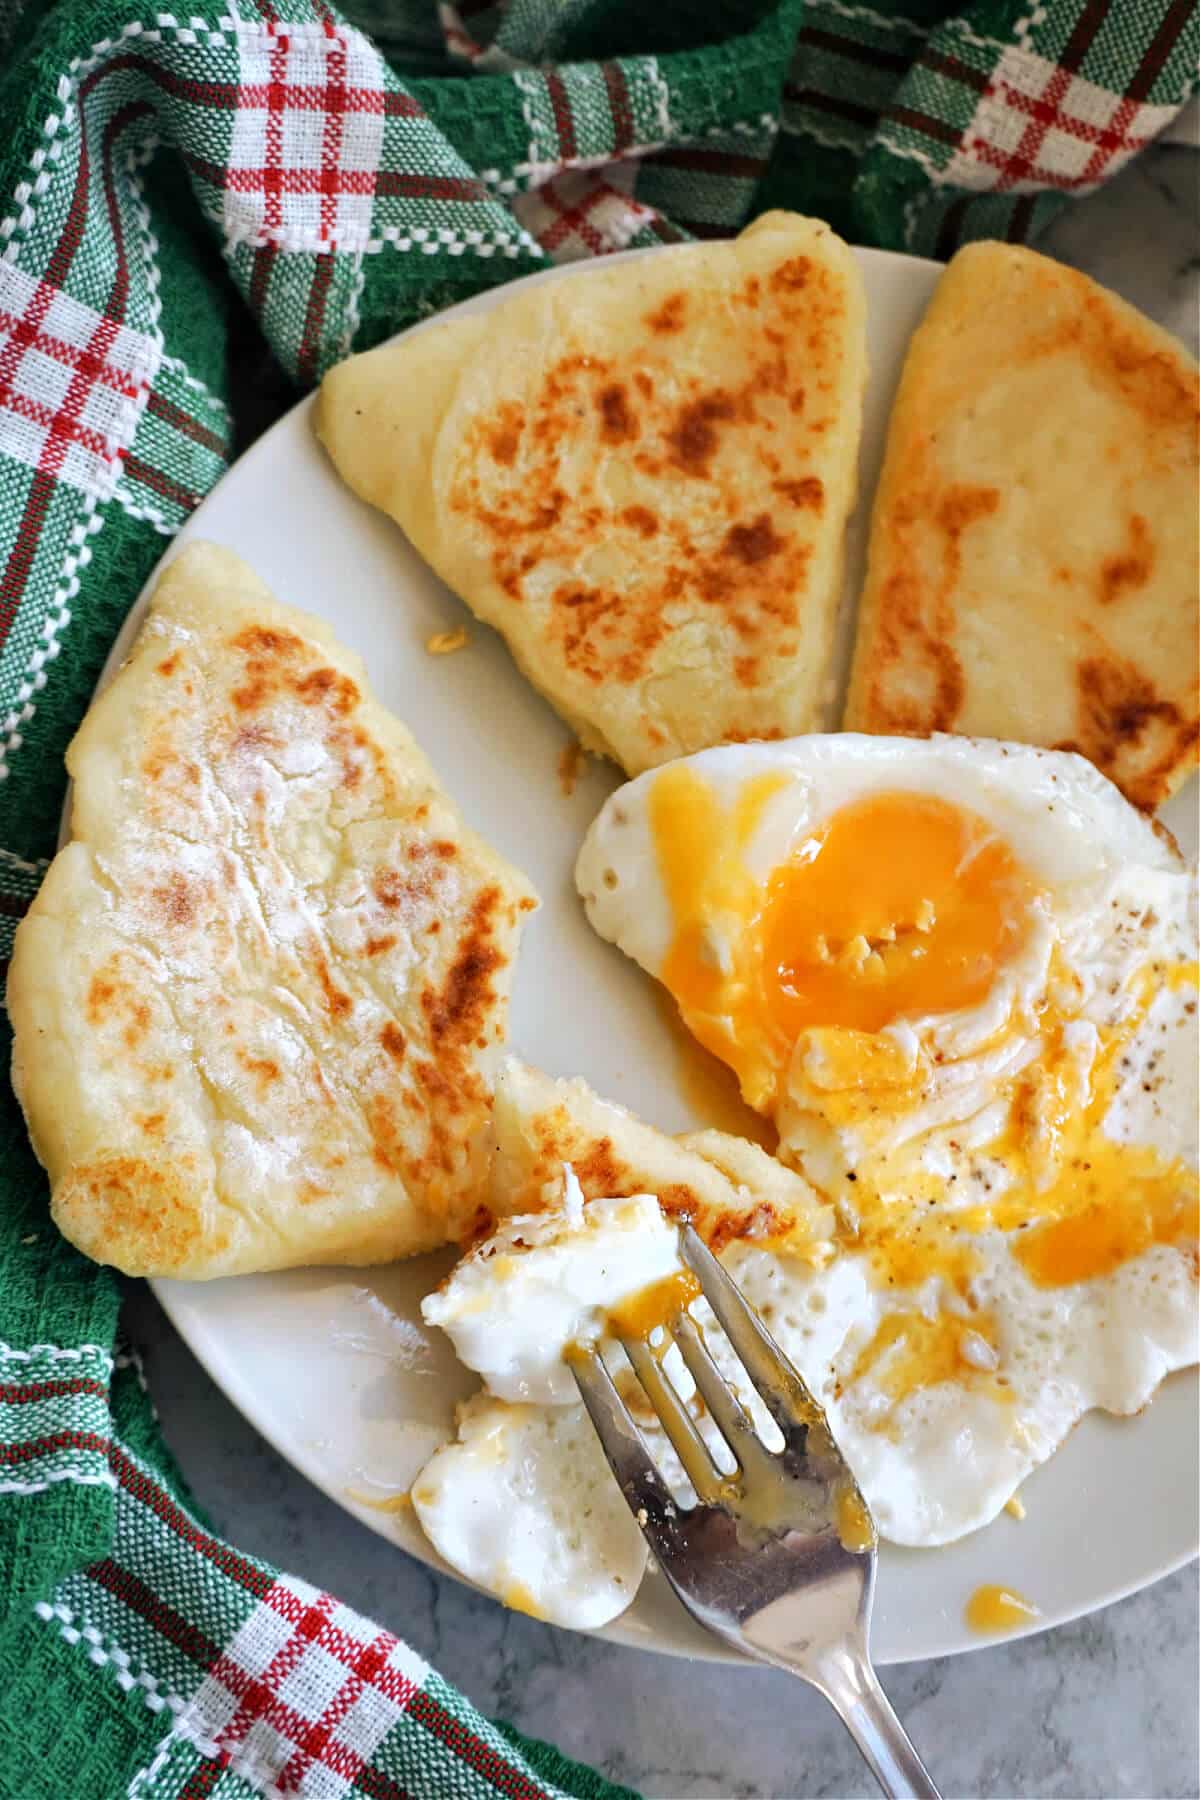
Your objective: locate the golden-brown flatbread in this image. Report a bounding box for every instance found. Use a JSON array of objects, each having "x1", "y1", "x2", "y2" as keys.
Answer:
[
  {"x1": 490, "y1": 1059, "x2": 831, "y2": 1258},
  {"x1": 8, "y1": 543, "x2": 537, "y2": 1278},
  {"x1": 844, "y1": 242, "x2": 1200, "y2": 809},
  {"x1": 315, "y1": 212, "x2": 867, "y2": 776}
]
